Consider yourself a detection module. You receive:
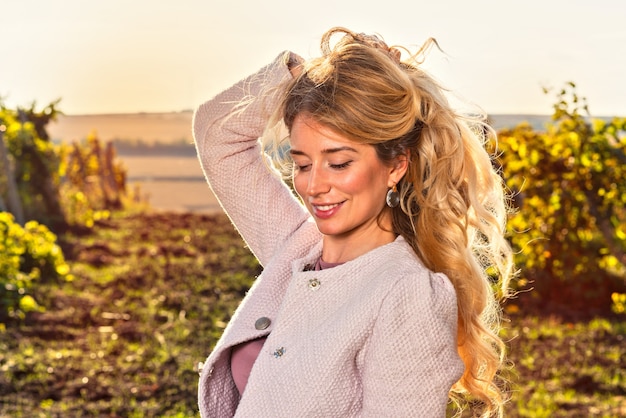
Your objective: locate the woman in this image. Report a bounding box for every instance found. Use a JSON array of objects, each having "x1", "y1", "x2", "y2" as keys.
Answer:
[{"x1": 193, "y1": 27, "x2": 514, "y2": 417}]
